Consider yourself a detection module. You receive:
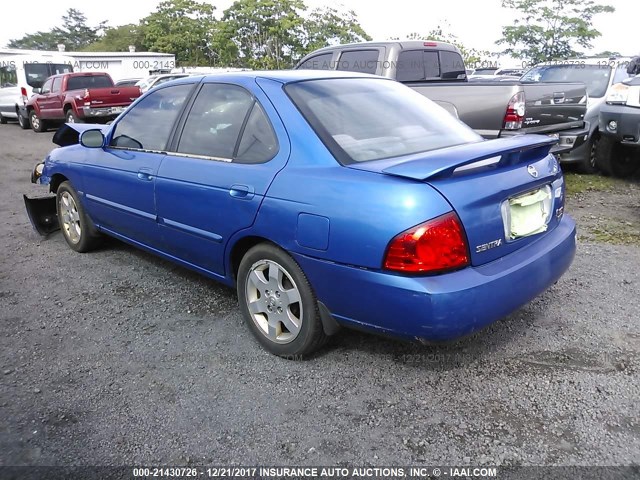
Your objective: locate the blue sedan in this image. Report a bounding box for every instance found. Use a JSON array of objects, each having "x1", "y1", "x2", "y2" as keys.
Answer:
[{"x1": 25, "y1": 71, "x2": 576, "y2": 357}]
